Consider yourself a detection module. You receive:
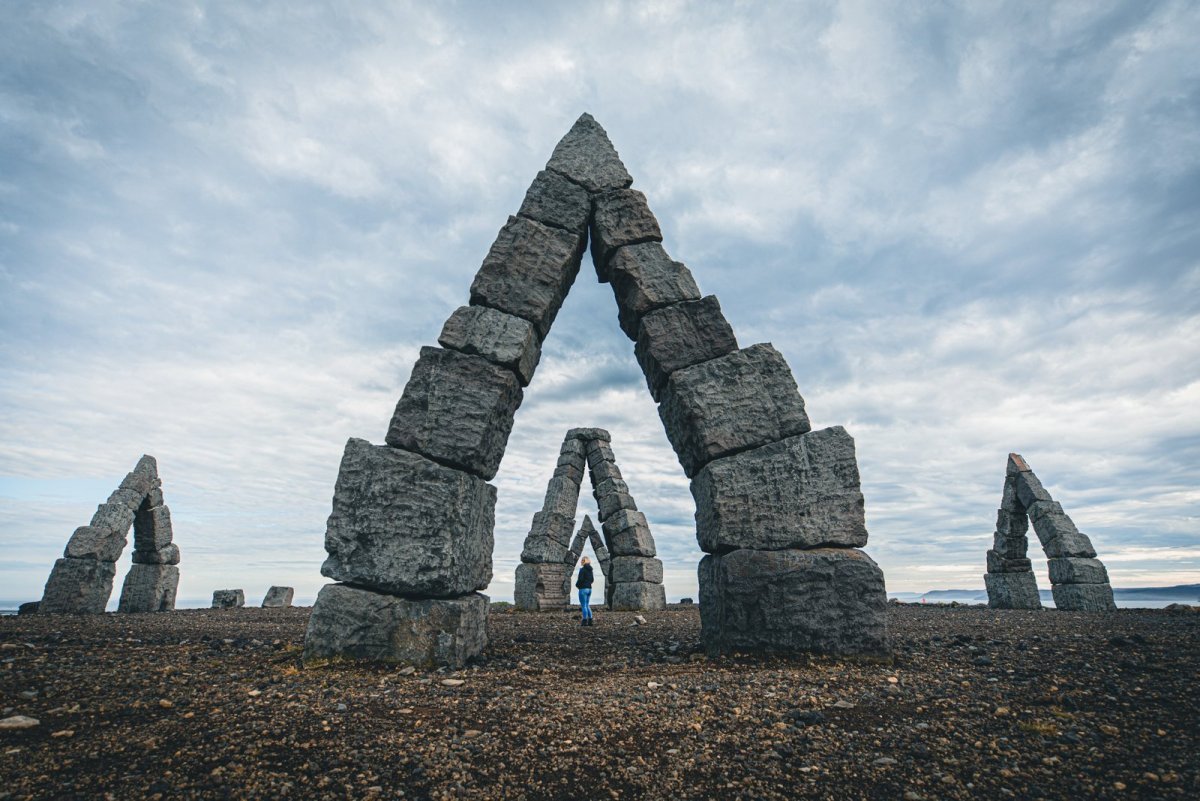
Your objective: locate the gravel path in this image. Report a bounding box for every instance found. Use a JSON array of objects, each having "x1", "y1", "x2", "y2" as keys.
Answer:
[{"x1": 1, "y1": 603, "x2": 1196, "y2": 800}]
